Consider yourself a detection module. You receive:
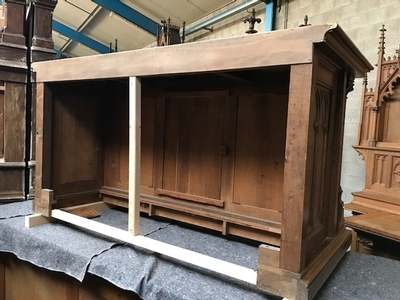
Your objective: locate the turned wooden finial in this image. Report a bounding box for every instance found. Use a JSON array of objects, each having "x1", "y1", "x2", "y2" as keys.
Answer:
[
  {"x1": 363, "y1": 74, "x2": 368, "y2": 86},
  {"x1": 299, "y1": 15, "x2": 311, "y2": 27},
  {"x1": 378, "y1": 24, "x2": 386, "y2": 55}
]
